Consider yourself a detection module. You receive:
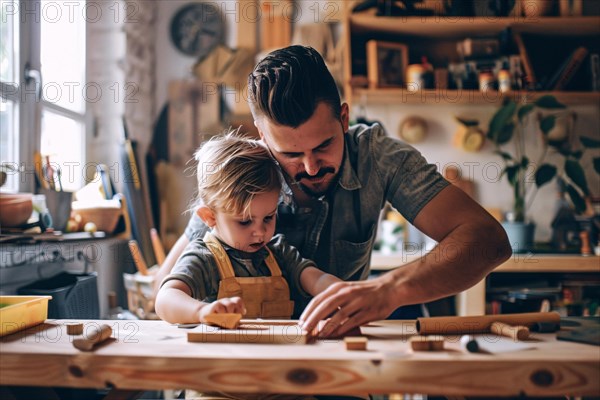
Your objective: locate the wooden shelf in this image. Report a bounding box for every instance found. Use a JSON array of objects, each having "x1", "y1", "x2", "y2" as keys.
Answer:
[
  {"x1": 349, "y1": 14, "x2": 600, "y2": 38},
  {"x1": 351, "y1": 88, "x2": 600, "y2": 105},
  {"x1": 371, "y1": 252, "x2": 599, "y2": 316},
  {"x1": 496, "y1": 254, "x2": 600, "y2": 272},
  {"x1": 371, "y1": 252, "x2": 600, "y2": 272}
]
